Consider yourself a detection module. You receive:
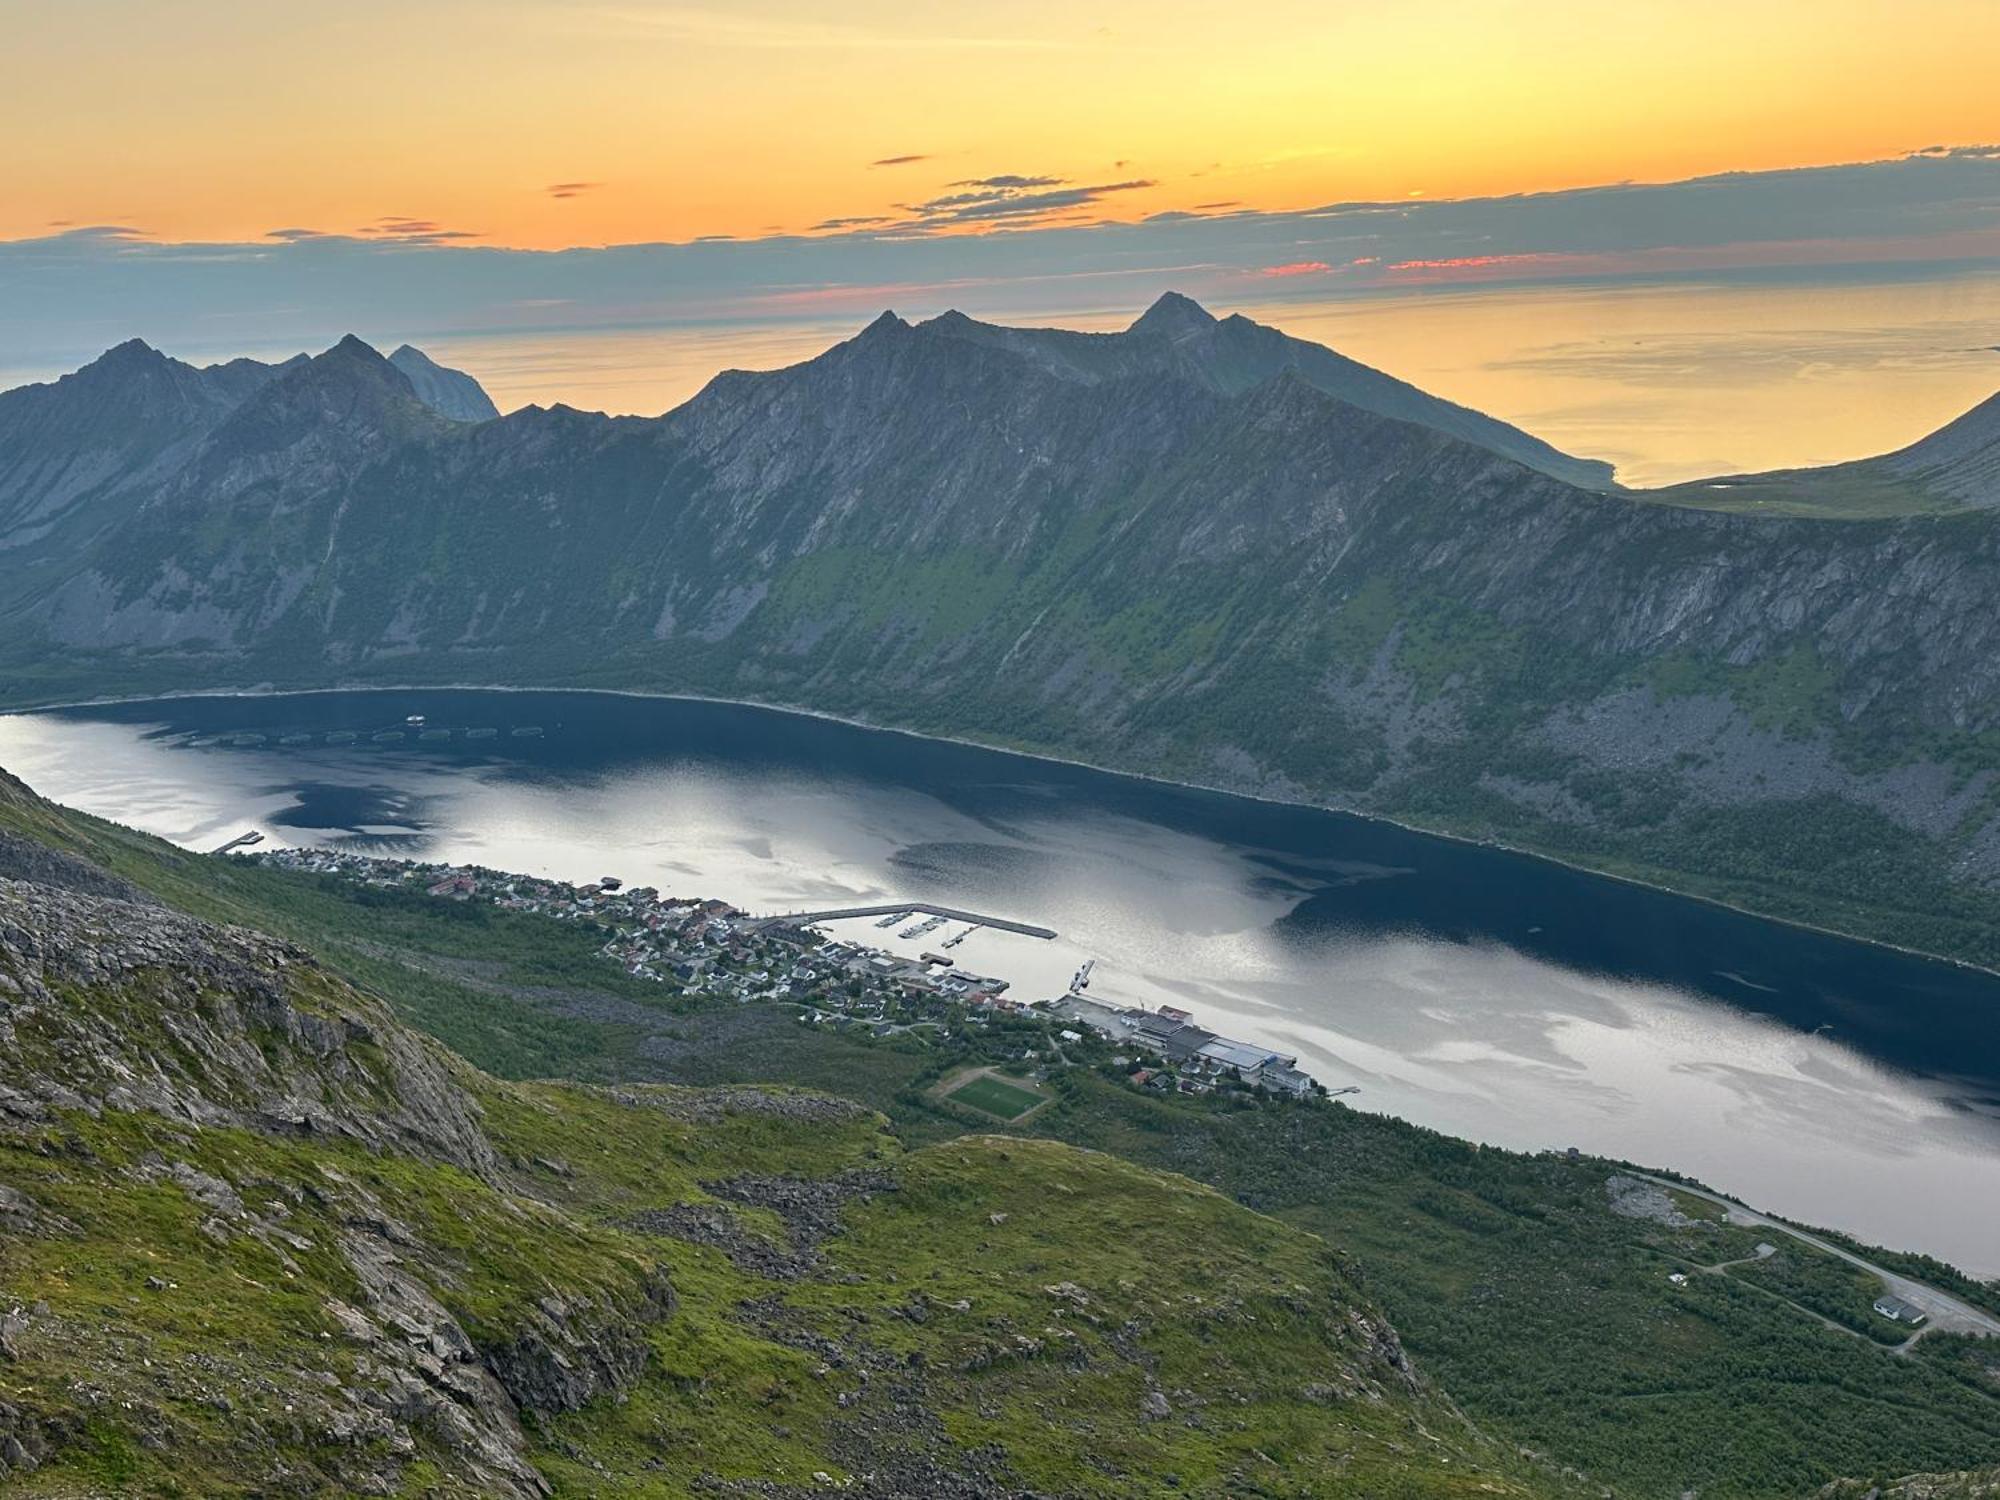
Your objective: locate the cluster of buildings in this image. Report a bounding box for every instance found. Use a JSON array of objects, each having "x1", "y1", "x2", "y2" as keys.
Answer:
[
  {"x1": 245, "y1": 847, "x2": 1326, "y2": 1100},
  {"x1": 244, "y1": 848, "x2": 1017, "y2": 1020},
  {"x1": 1051, "y1": 993, "x2": 1321, "y2": 1098}
]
